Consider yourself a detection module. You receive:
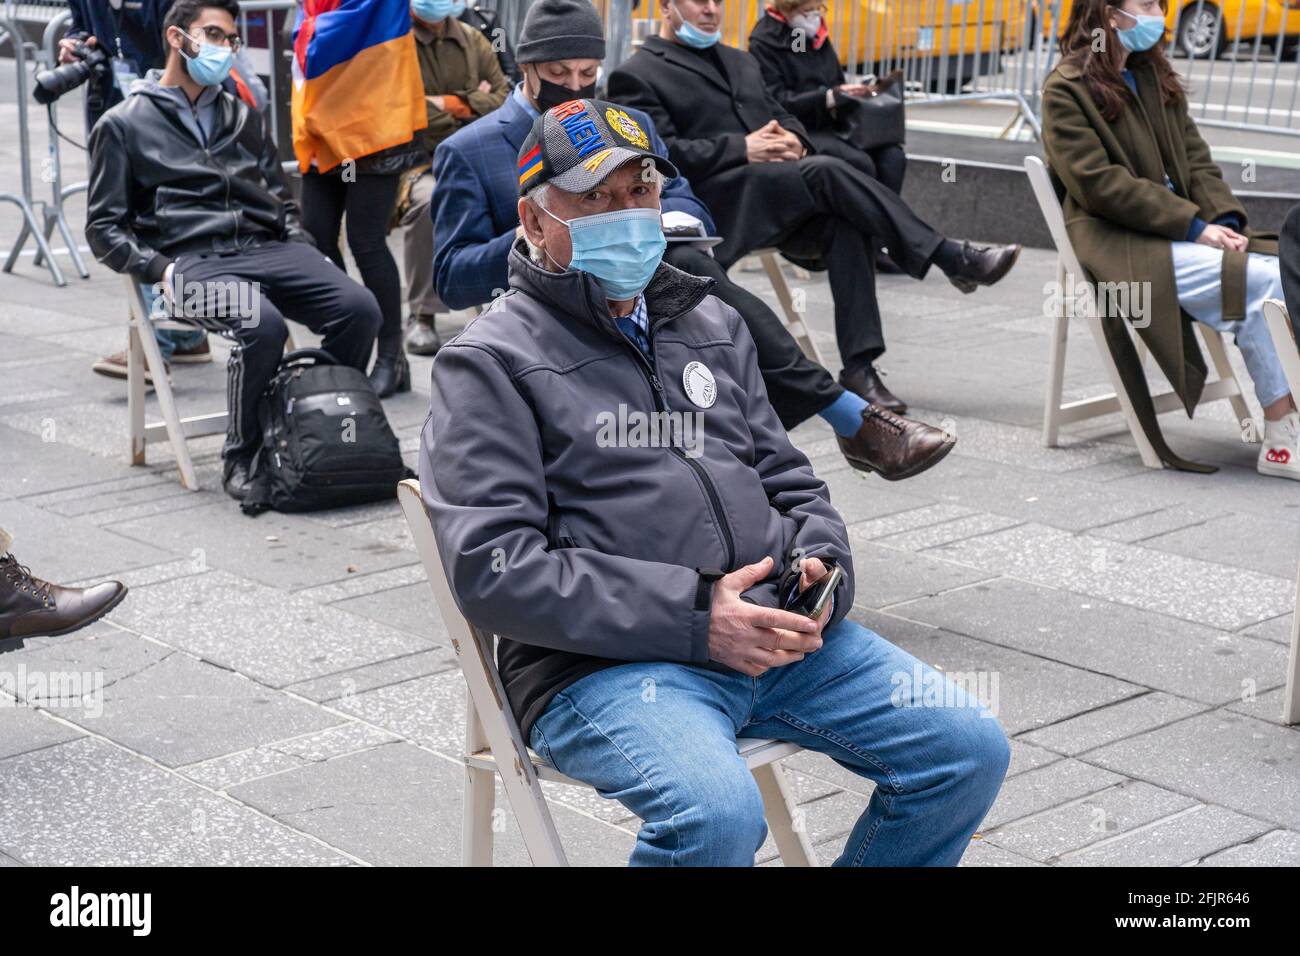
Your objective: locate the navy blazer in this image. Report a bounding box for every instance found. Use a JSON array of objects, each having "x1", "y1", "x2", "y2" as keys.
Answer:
[{"x1": 432, "y1": 87, "x2": 717, "y2": 309}]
